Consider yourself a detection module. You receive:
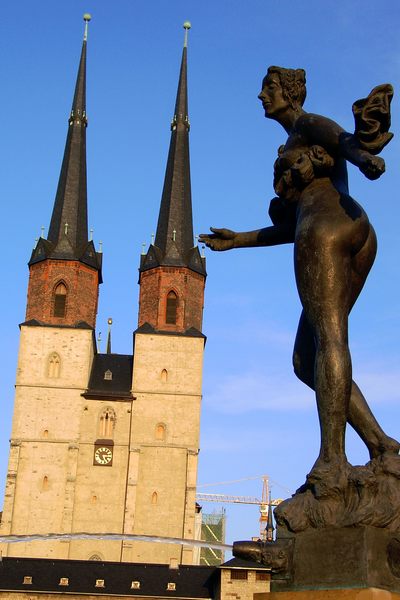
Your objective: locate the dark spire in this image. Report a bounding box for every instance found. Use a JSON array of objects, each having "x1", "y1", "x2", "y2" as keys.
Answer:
[
  {"x1": 29, "y1": 15, "x2": 101, "y2": 277},
  {"x1": 266, "y1": 493, "x2": 275, "y2": 542},
  {"x1": 140, "y1": 22, "x2": 205, "y2": 276},
  {"x1": 106, "y1": 318, "x2": 112, "y2": 354},
  {"x1": 47, "y1": 14, "x2": 89, "y2": 257}
]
